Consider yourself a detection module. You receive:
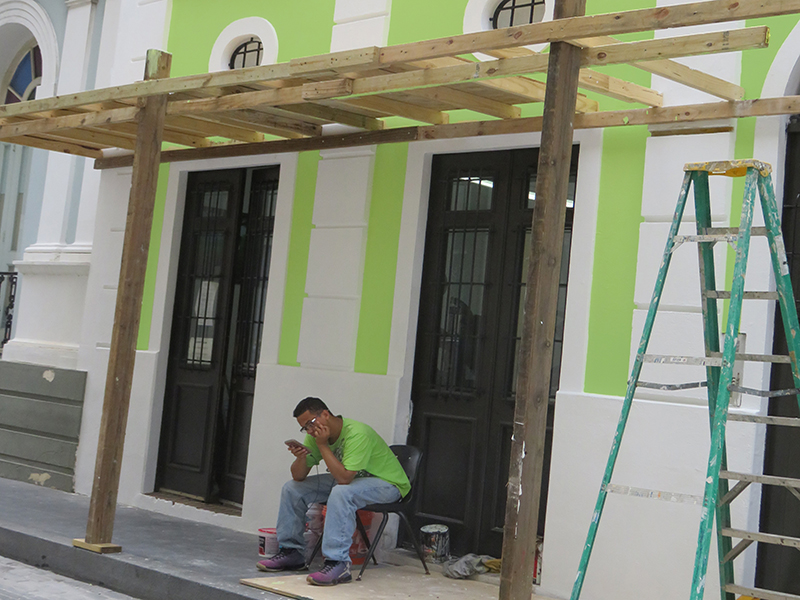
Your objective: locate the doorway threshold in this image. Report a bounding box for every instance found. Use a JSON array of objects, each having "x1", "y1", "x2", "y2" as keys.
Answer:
[{"x1": 148, "y1": 491, "x2": 242, "y2": 517}]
